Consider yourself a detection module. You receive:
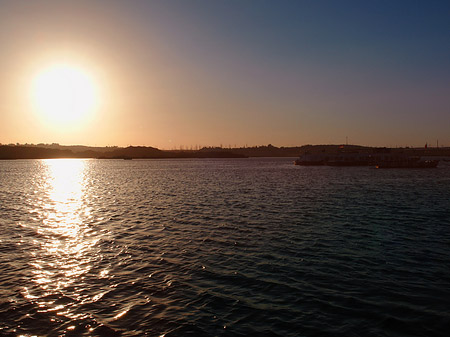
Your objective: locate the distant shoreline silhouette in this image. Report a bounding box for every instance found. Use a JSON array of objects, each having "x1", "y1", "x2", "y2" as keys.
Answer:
[{"x1": 1, "y1": 143, "x2": 449, "y2": 160}]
